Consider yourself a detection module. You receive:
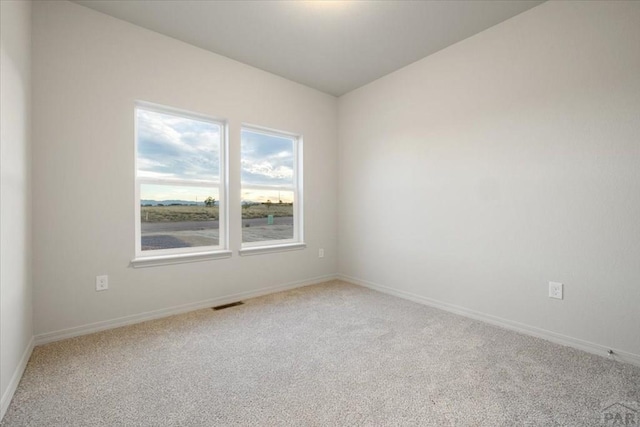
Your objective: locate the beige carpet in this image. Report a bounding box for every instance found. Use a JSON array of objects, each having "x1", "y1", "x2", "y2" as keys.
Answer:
[{"x1": 2, "y1": 281, "x2": 639, "y2": 426}]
